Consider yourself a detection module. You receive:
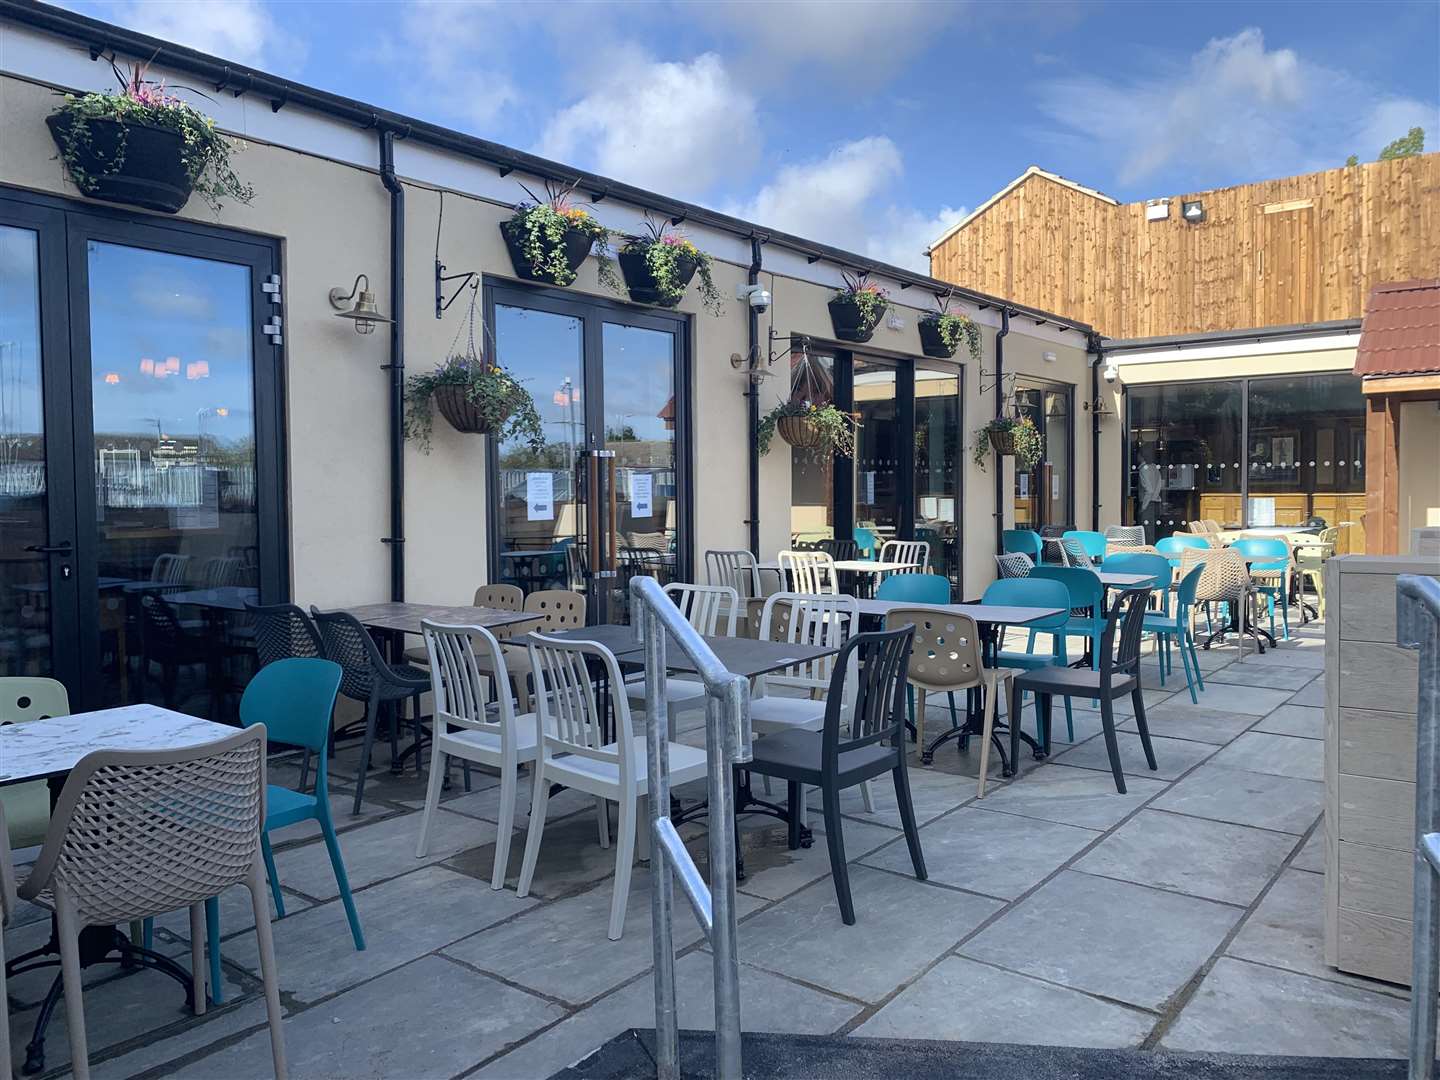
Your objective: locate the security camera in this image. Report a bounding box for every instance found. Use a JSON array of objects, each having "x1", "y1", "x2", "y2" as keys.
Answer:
[
  {"x1": 1102, "y1": 364, "x2": 1119, "y2": 384},
  {"x1": 736, "y1": 283, "x2": 771, "y2": 314}
]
